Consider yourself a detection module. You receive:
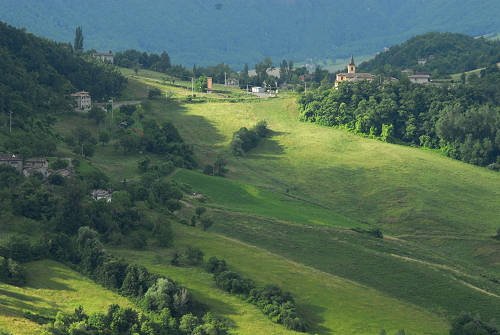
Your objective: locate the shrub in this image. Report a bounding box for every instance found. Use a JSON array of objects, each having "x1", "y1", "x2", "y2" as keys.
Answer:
[
  {"x1": 50, "y1": 159, "x2": 69, "y2": 170},
  {"x1": 205, "y1": 256, "x2": 227, "y2": 274},
  {"x1": 0, "y1": 257, "x2": 26, "y2": 286},
  {"x1": 148, "y1": 88, "x2": 162, "y2": 99},
  {"x1": 48, "y1": 174, "x2": 65, "y2": 186},
  {"x1": 182, "y1": 247, "x2": 204, "y2": 266}
]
